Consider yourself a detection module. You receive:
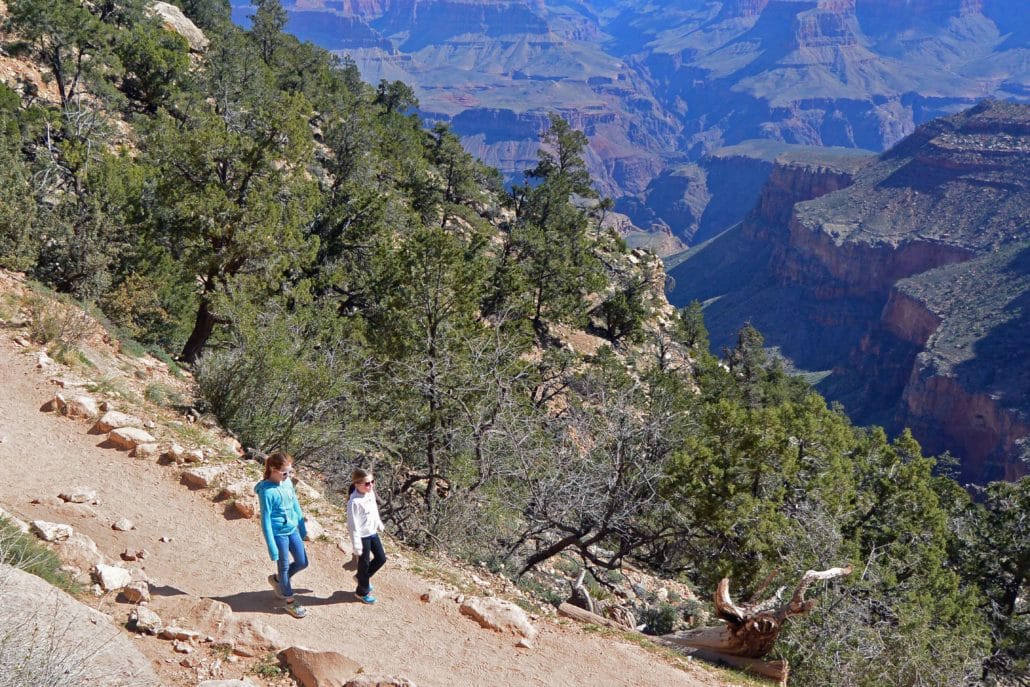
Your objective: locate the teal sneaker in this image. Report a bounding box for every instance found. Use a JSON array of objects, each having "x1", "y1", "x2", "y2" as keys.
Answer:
[
  {"x1": 358, "y1": 593, "x2": 377, "y2": 605},
  {"x1": 283, "y1": 600, "x2": 307, "y2": 618}
]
